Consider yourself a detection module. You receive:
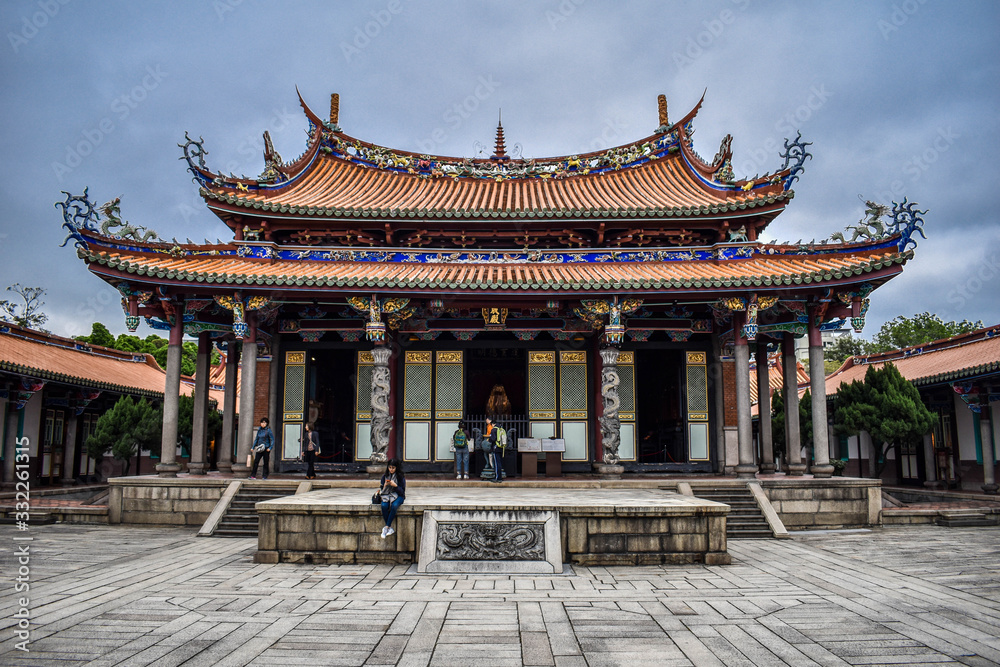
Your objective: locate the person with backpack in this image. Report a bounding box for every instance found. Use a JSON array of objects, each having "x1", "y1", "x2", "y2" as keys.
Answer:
[
  {"x1": 485, "y1": 417, "x2": 504, "y2": 484},
  {"x1": 453, "y1": 422, "x2": 470, "y2": 479}
]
